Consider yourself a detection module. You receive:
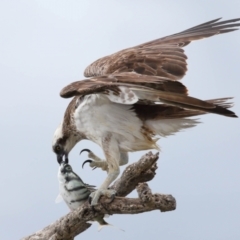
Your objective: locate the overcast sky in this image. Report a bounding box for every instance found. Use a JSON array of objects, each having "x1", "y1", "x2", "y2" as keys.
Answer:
[{"x1": 0, "y1": 1, "x2": 240, "y2": 240}]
